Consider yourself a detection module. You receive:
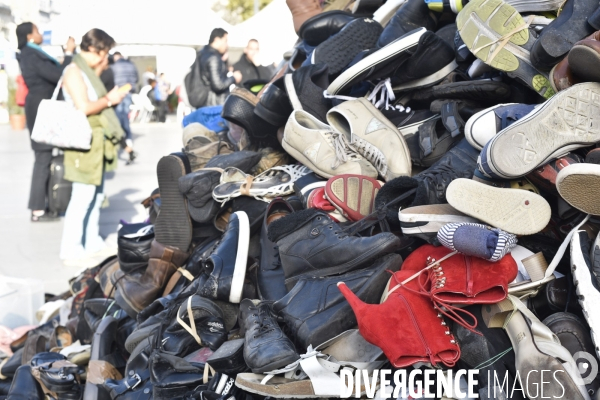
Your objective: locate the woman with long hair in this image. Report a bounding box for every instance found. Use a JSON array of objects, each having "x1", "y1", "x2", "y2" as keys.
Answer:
[
  {"x1": 16, "y1": 22, "x2": 76, "y2": 221},
  {"x1": 59, "y1": 29, "x2": 126, "y2": 267}
]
